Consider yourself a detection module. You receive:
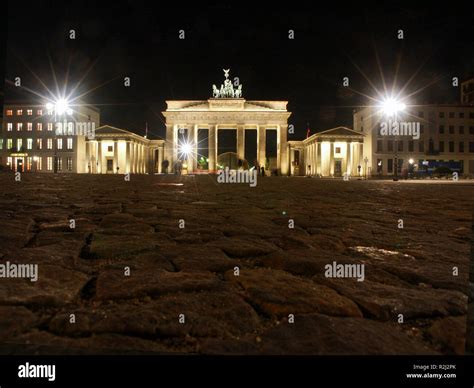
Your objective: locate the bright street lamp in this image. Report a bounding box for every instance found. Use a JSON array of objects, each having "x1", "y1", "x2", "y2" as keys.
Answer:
[{"x1": 381, "y1": 97, "x2": 406, "y2": 116}]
